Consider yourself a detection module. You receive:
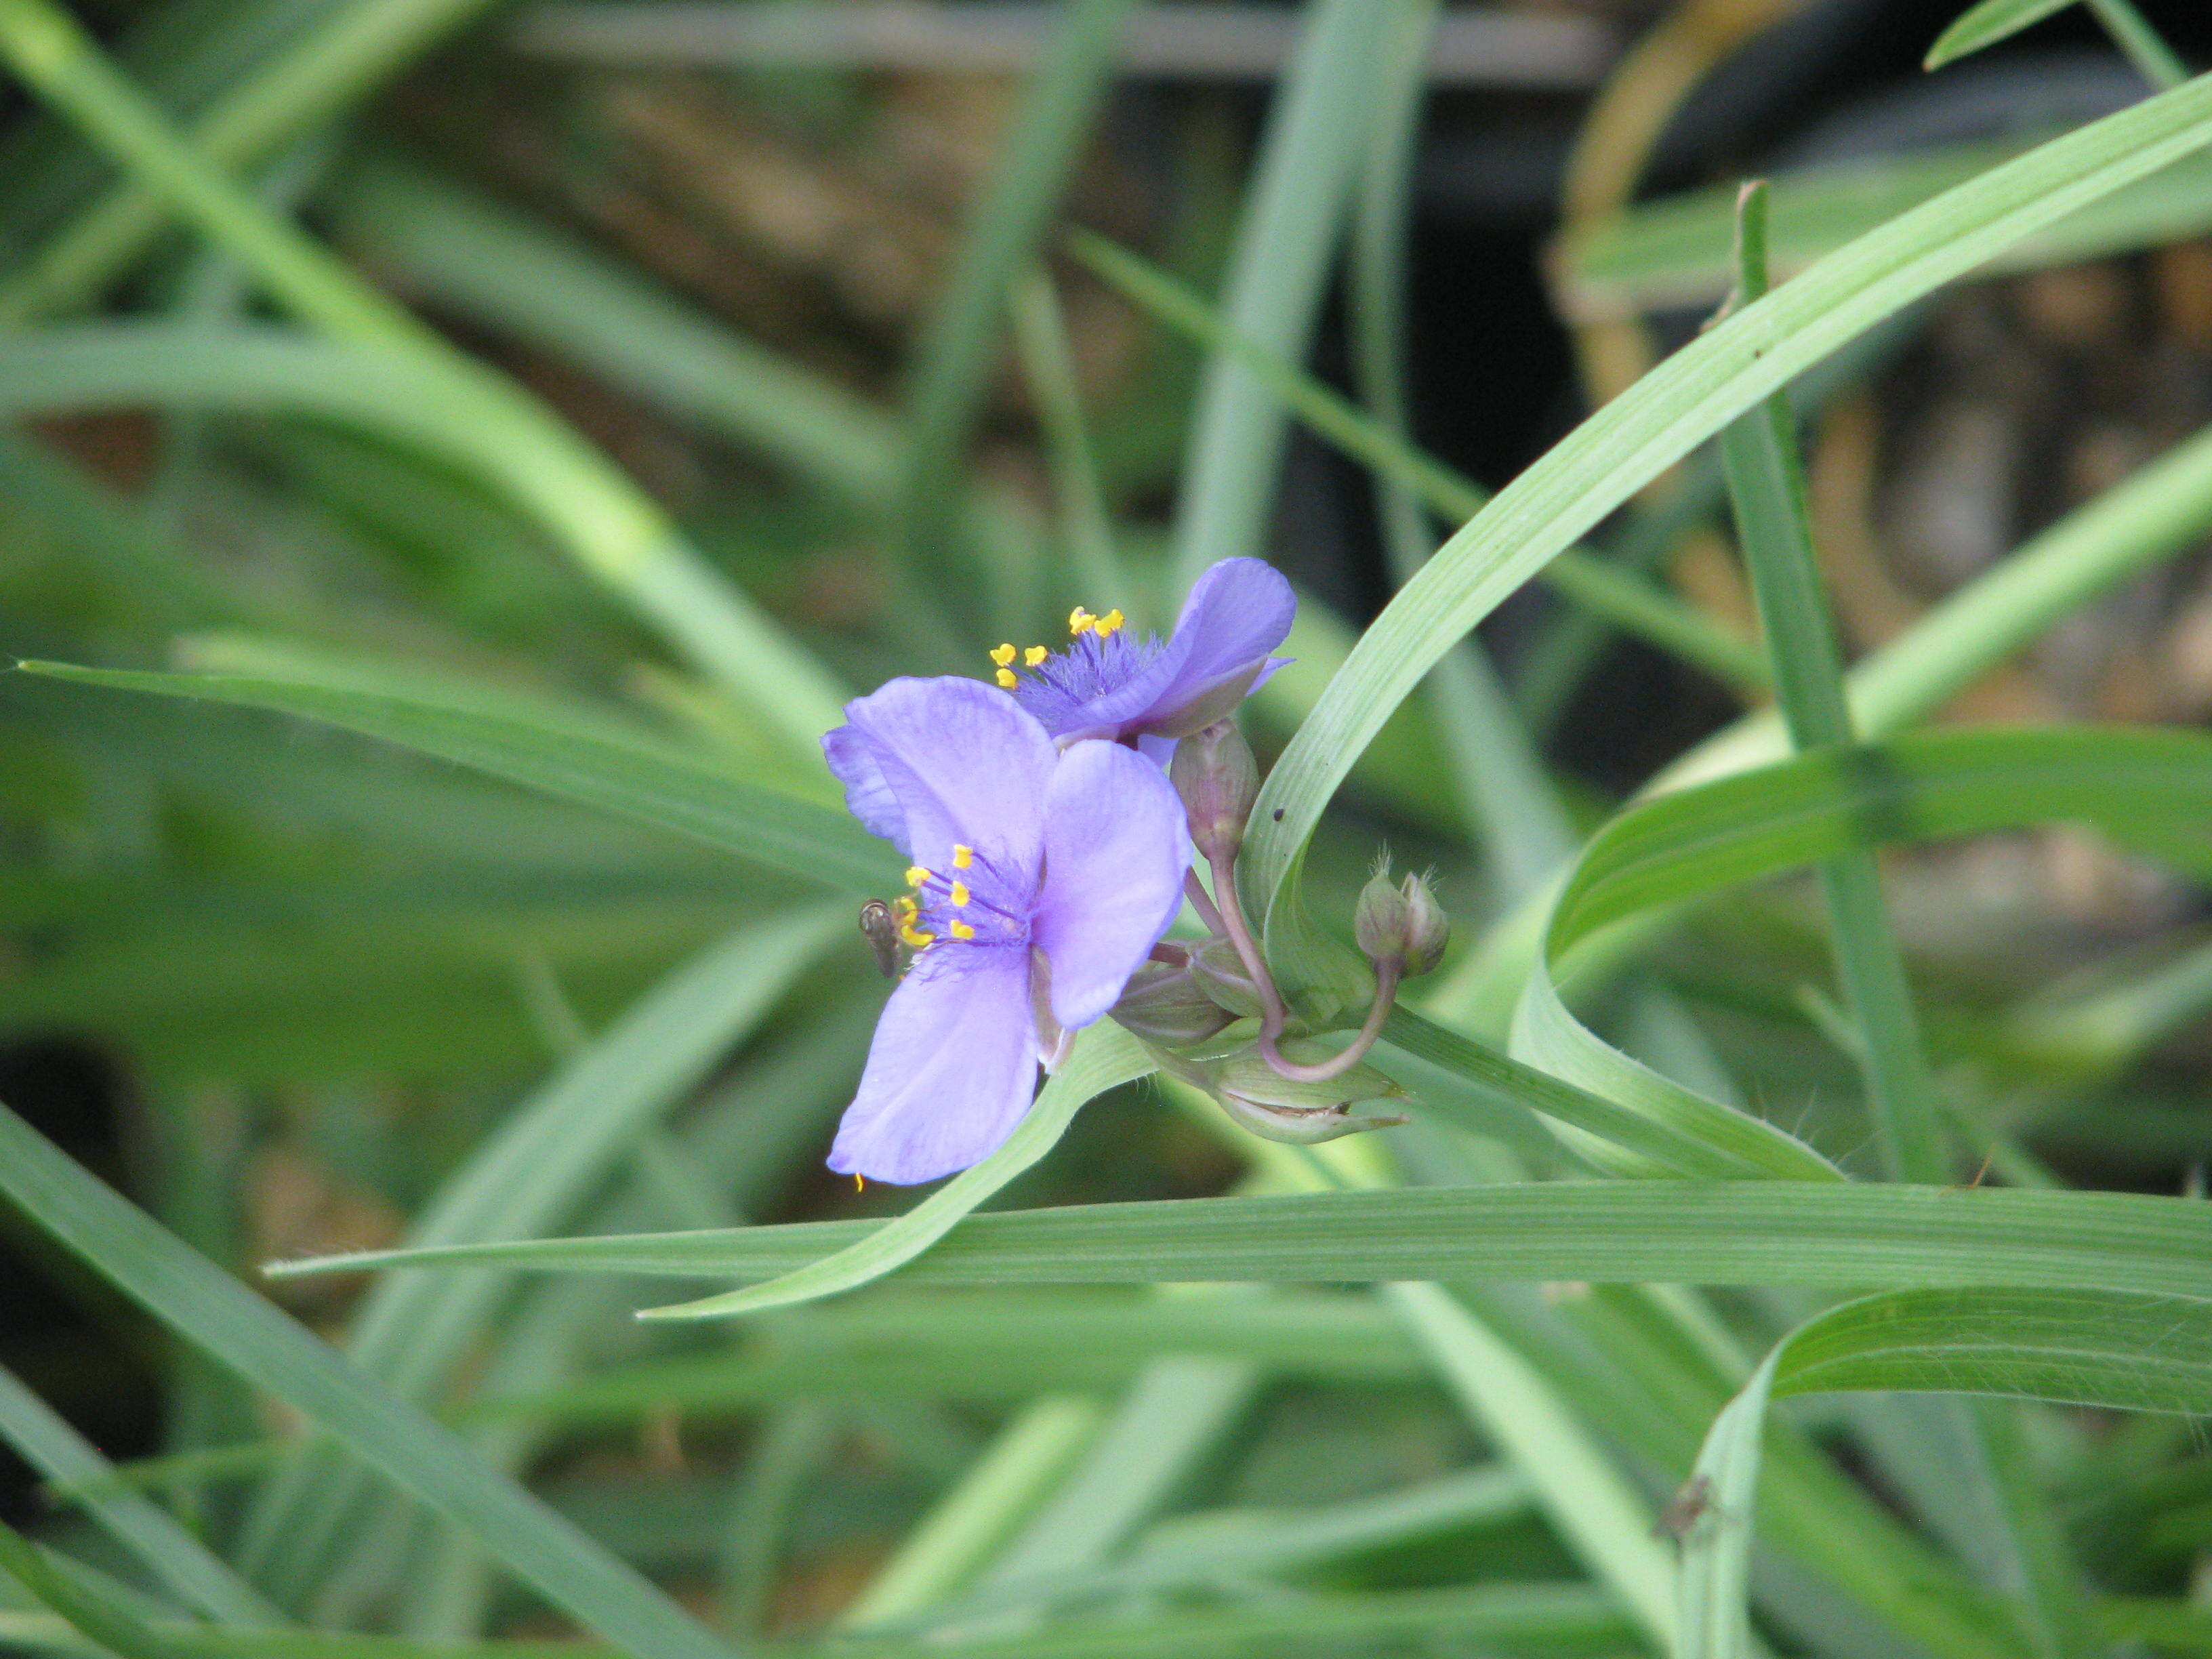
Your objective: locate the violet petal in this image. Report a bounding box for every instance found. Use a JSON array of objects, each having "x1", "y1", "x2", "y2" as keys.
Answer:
[
  {"x1": 827, "y1": 945, "x2": 1038, "y2": 1185},
  {"x1": 1143, "y1": 558, "x2": 1296, "y2": 731},
  {"x1": 1031, "y1": 739, "x2": 1189, "y2": 1028},
  {"x1": 823, "y1": 676, "x2": 1057, "y2": 878}
]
